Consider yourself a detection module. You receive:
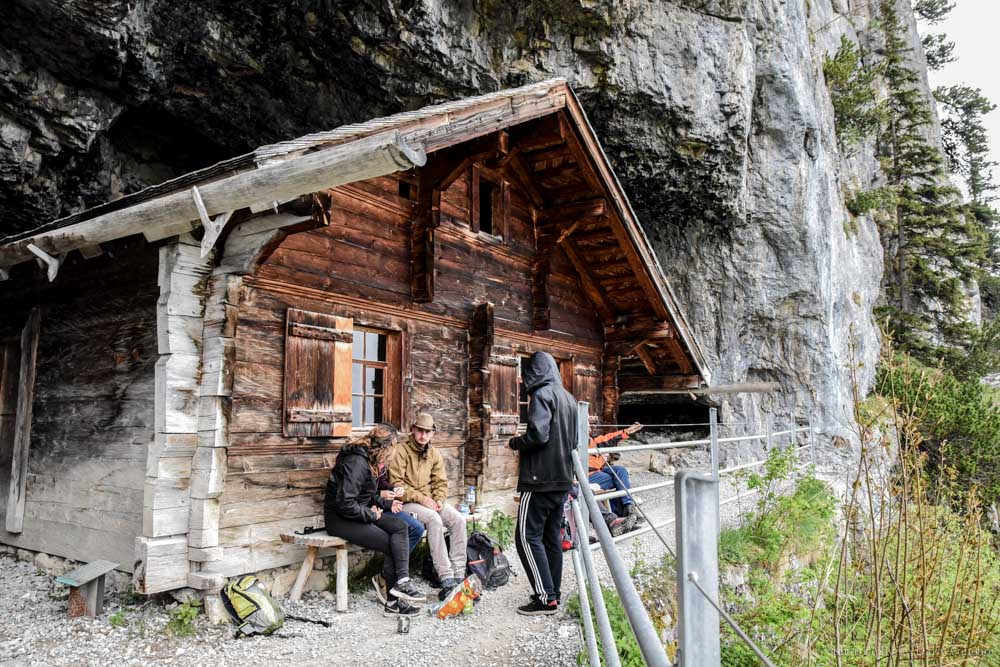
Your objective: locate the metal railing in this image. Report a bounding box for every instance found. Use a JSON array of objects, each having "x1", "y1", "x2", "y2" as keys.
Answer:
[{"x1": 568, "y1": 401, "x2": 818, "y2": 666}]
